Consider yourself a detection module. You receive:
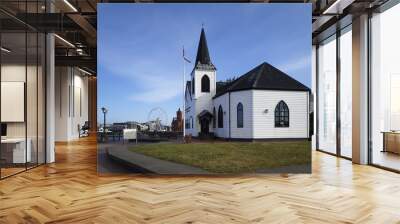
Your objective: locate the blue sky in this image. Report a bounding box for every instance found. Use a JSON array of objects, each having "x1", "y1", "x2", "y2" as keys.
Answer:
[{"x1": 98, "y1": 3, "x2": 311, "y2": 124}]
